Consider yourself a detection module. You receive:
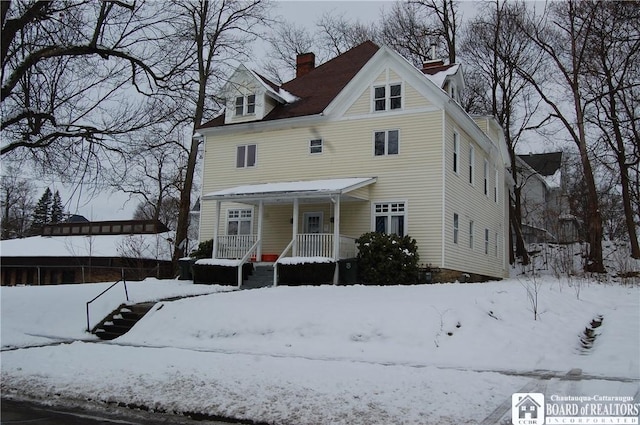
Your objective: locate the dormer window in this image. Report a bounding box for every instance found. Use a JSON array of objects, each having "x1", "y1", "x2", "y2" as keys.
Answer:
[
  {"x1": 373, "y1": 83, "x2": 402, "y2": 111},
  {"x1": 234, "y1": 94, "x2": 256, "y2": 116}
]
